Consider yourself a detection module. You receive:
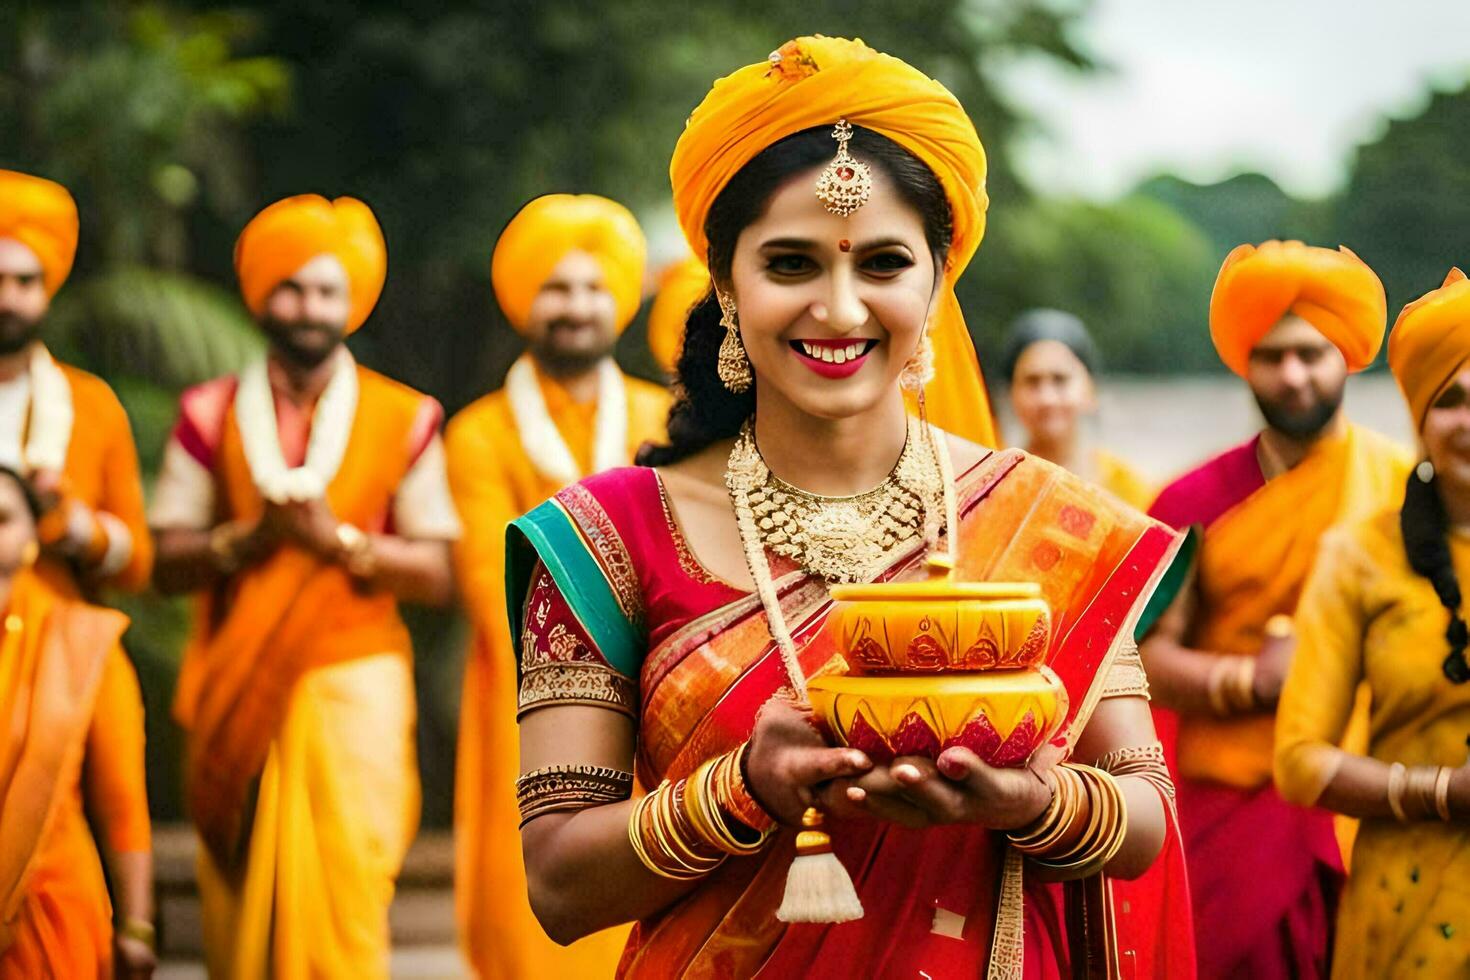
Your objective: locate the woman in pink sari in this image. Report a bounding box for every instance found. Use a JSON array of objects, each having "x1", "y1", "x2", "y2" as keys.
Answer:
[{"x1": 508, "y1": 37, "x2": 1192, "y2": 978}]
